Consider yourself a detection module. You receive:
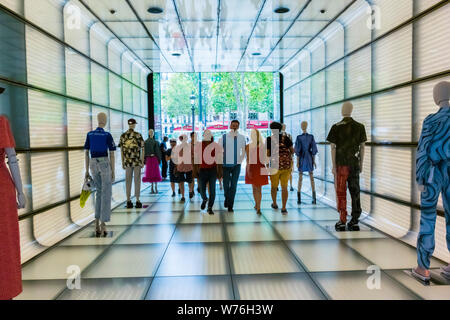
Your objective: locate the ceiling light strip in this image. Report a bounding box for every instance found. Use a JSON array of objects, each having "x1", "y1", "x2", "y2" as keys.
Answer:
[
  {"x1": 171, "y1": 0, "x2": 195, "y2": 73},
  {"x1": 278, "y1": 0, "x2": 358, "y2": 71},
  {"x1": 256, "y1": 0, "x2": 313, "y2": 71},
  {"x1": 214, "y1": 0, "x2": 222, "y2": 71},
  {"x1": 78, "y1": 0, "x2": 154, "y2": 74},
  {"x1": 235, "y1": 0, "x2": 268, "y2": 72},
  {"x1": 124, "y1": 0, "x2": 175, "y2": 73}
]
